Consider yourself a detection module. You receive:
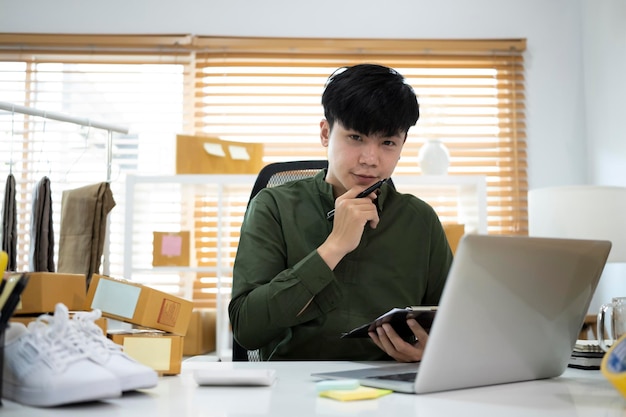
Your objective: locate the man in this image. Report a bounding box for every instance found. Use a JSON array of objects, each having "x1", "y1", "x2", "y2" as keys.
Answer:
[{"x1": 229, "y1": 64, "x2": 453, "y2": 361}]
